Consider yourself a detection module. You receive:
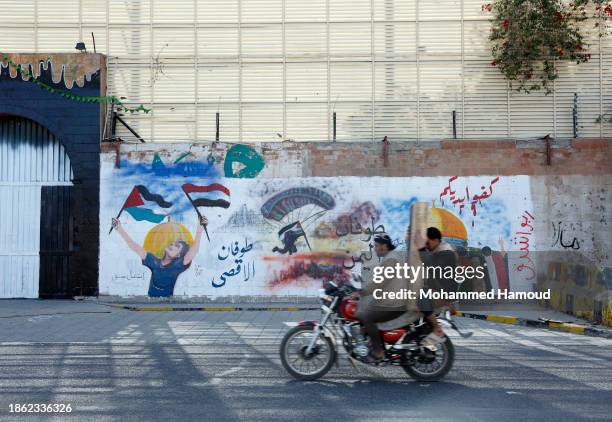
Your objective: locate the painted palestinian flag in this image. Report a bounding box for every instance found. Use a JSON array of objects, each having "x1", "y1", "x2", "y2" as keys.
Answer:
[
  {"x1": 182, "y1": 183, "x2": 231, "y2": 209},
  {"x1": 121, "y1": 185, "x2": 173, "y2": 224}
]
